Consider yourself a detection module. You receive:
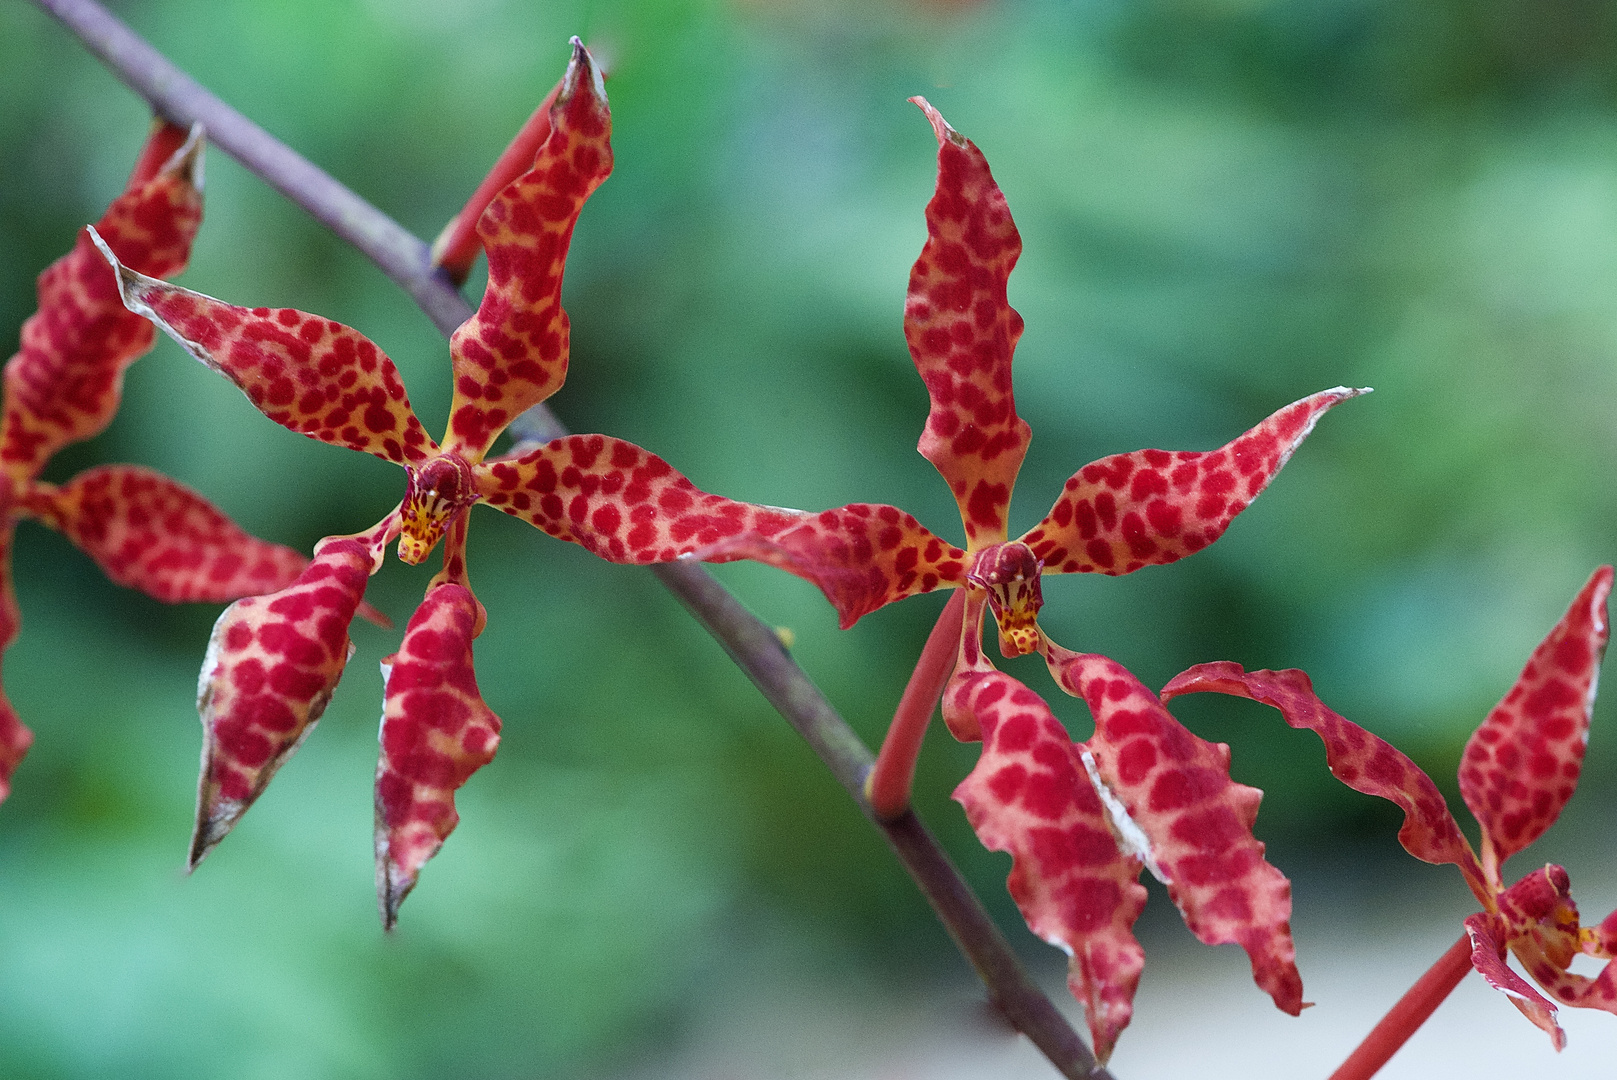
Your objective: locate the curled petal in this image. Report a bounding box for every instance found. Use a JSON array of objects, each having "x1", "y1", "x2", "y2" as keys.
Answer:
[
  {"x1": 92, "y1": 239, "x2": 437, "y2": 467},
  {"x1": 692, "y1": 502, "x2": 969, "y2": 629},
  {"x1": 1, "y1": 123, "x2": 204, "y2": 480},
  {"x1": 1020, "y1": 387, "x2": 1366, "y2": 576},
  {"x1": 0, "y1": 514, "x2": 30, "y2": 803},
  {"x1": 40, "y1": 465, "x2": 305, "y2": 603},
  {"x1": 375, "y1": 583, "x2": 501, "y2": 929},
  {"x1": 1465, "y1": 910, "x2": 1567, "y2": 1049},
  {"x1": 948, "y1": 667, "x2": 1147, "y2": 1064},
  {"x1": 474, "y1": 434, "x2": 806, "y2": 564},
  {"x1": 1049, "y1": 648, "x2": 1305, "y2": 1016},
  {"x1": 905, "y1": 99, "x2": 1029, "y2": 549},
  {"x1": 191, "y1": 536, "x2": 377, "y2": 867},
  {"x1": 1460, "y1": 566, "x2": 1613, "y2": 887},
  {"x1": 1160, "y1": 662, "x2": 1490, "y2": 906},
  {"x1": 444, "y1": 39, "x2": 613, "y2": 462}
]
